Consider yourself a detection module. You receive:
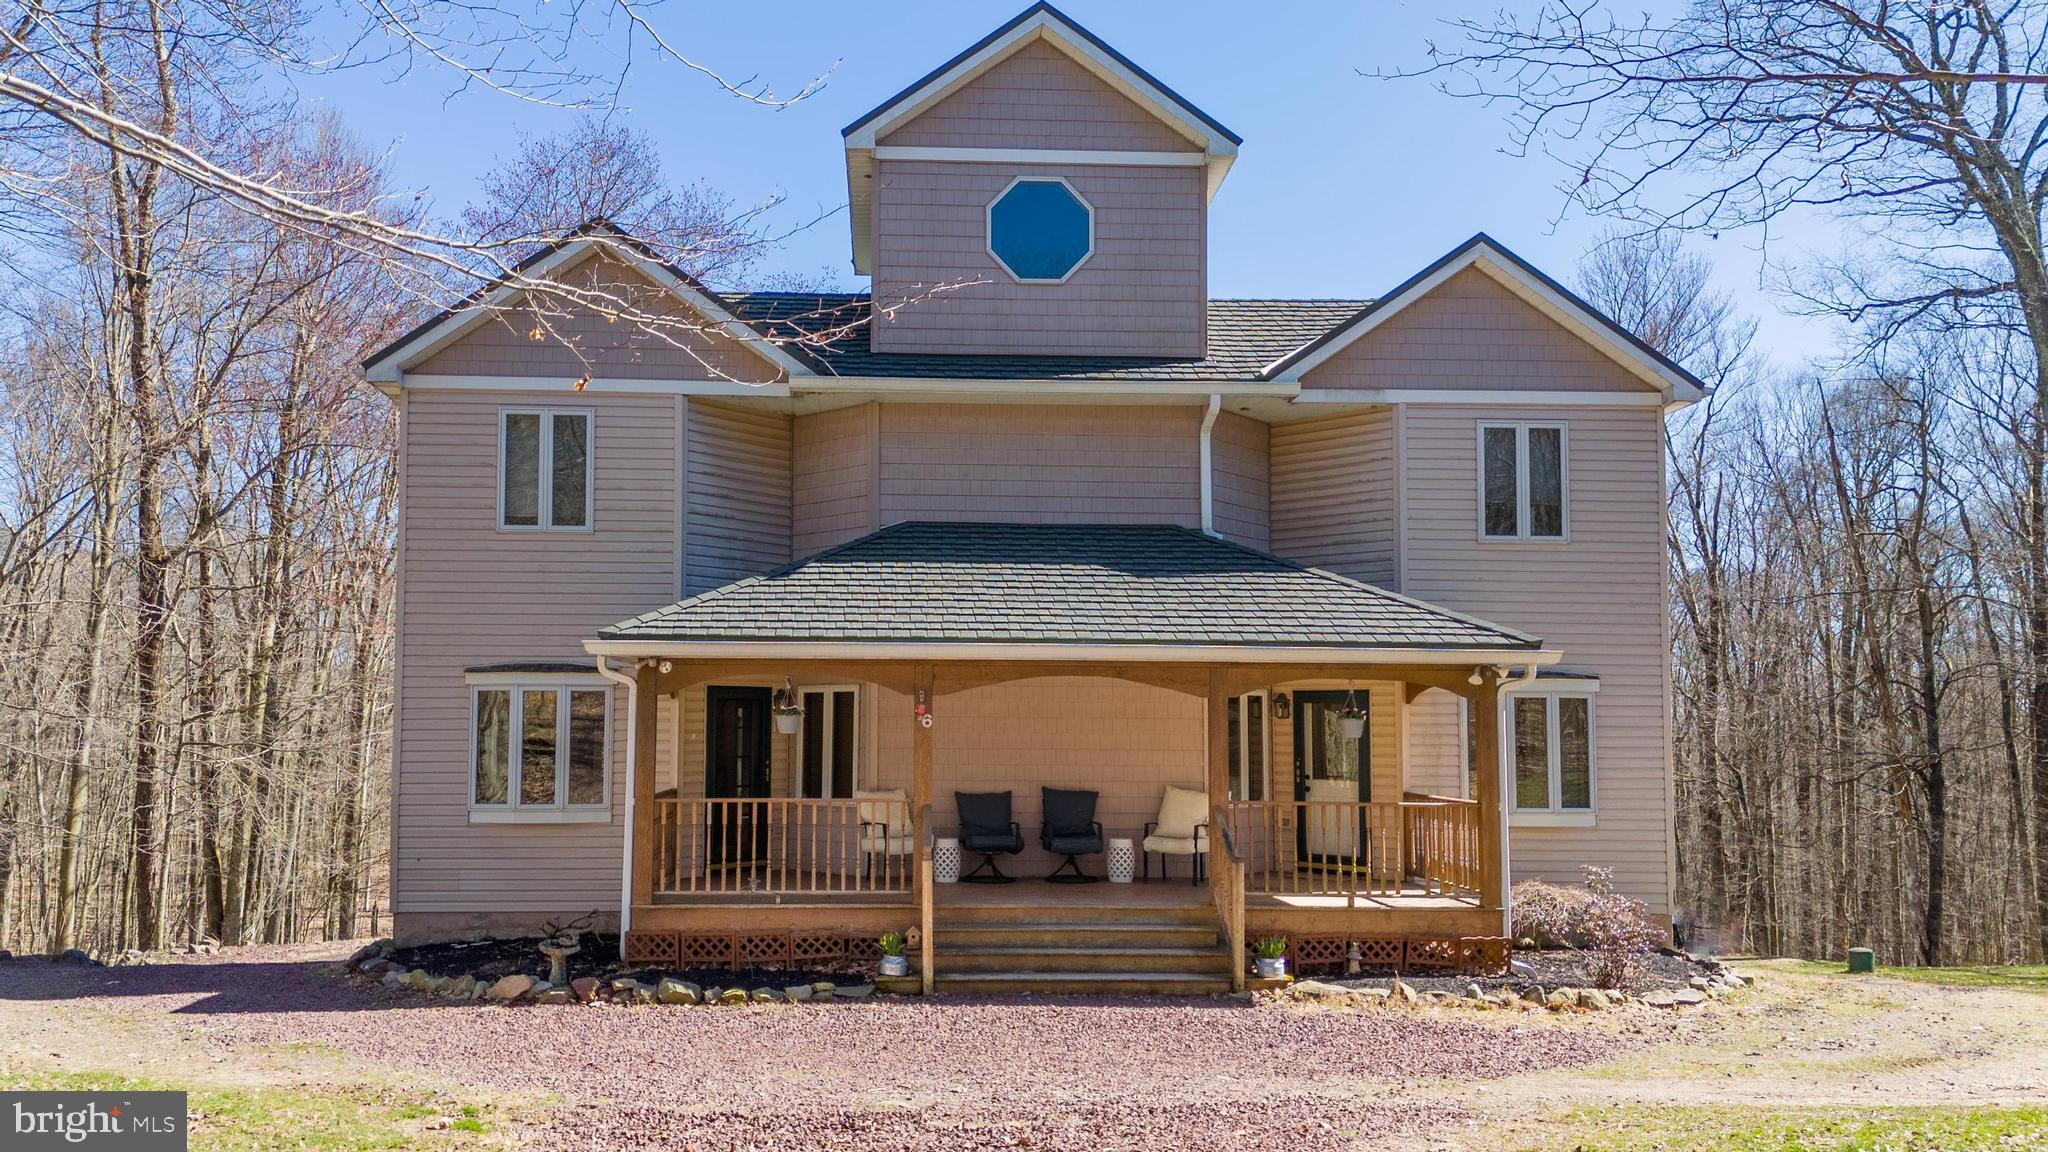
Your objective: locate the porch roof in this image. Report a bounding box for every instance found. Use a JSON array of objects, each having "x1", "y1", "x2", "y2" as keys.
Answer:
[{"x1": 592, "y1": 522, "x2": 1546, "y2": 660}]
